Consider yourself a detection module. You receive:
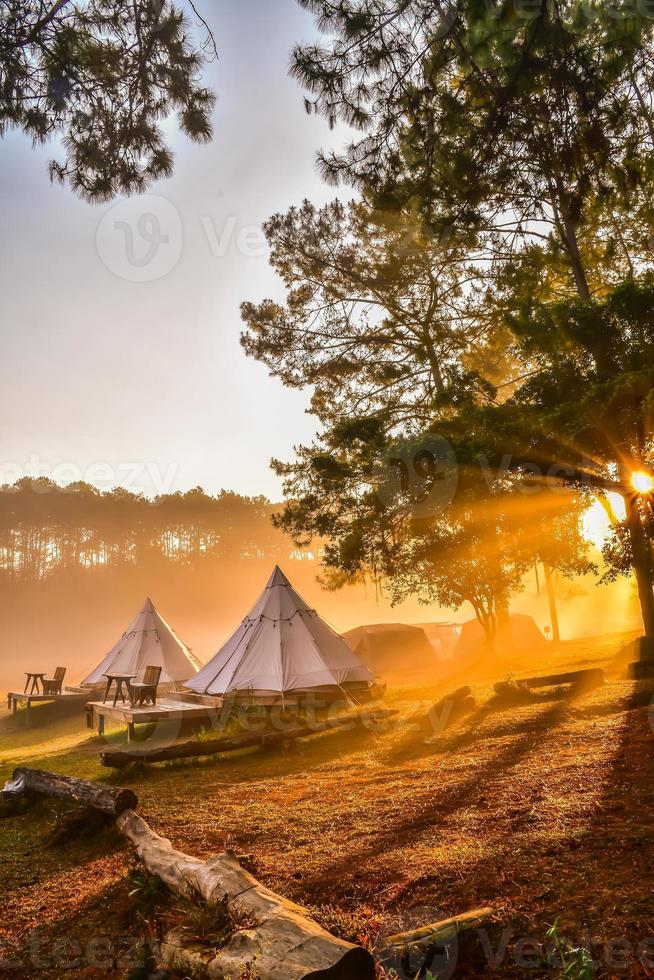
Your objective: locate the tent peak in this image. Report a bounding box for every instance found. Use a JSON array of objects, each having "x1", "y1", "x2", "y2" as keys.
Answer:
[
  {"x1": 143, "y1": 596, "x2": 155, "y2": 611},
  {"x1": 266, "y1": 565, "x2": 291, "y2": 588}
]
